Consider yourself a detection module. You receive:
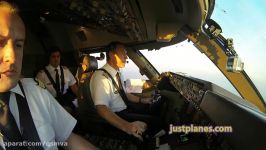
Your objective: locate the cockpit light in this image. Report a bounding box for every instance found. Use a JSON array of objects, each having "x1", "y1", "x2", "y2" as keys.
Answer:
[{"x1": 158, "y1": 33, "x2": 176, "y2": 42}]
